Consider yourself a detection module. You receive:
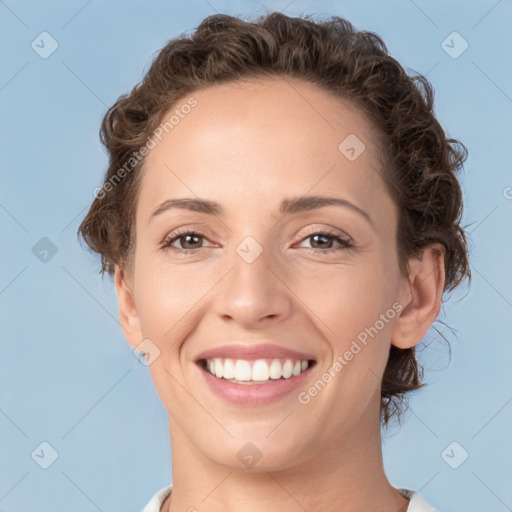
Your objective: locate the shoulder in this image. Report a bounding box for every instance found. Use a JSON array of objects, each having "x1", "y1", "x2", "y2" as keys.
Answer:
[
  {"x1": 142, "y1": 484, "x2": 173, "y2": 512},
  {"x1": 142, "y1": 485, "x2": 437, "y2": 512},
  {"x1": 398, "y1": 488, "x2": 439, "y2": 512}
]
